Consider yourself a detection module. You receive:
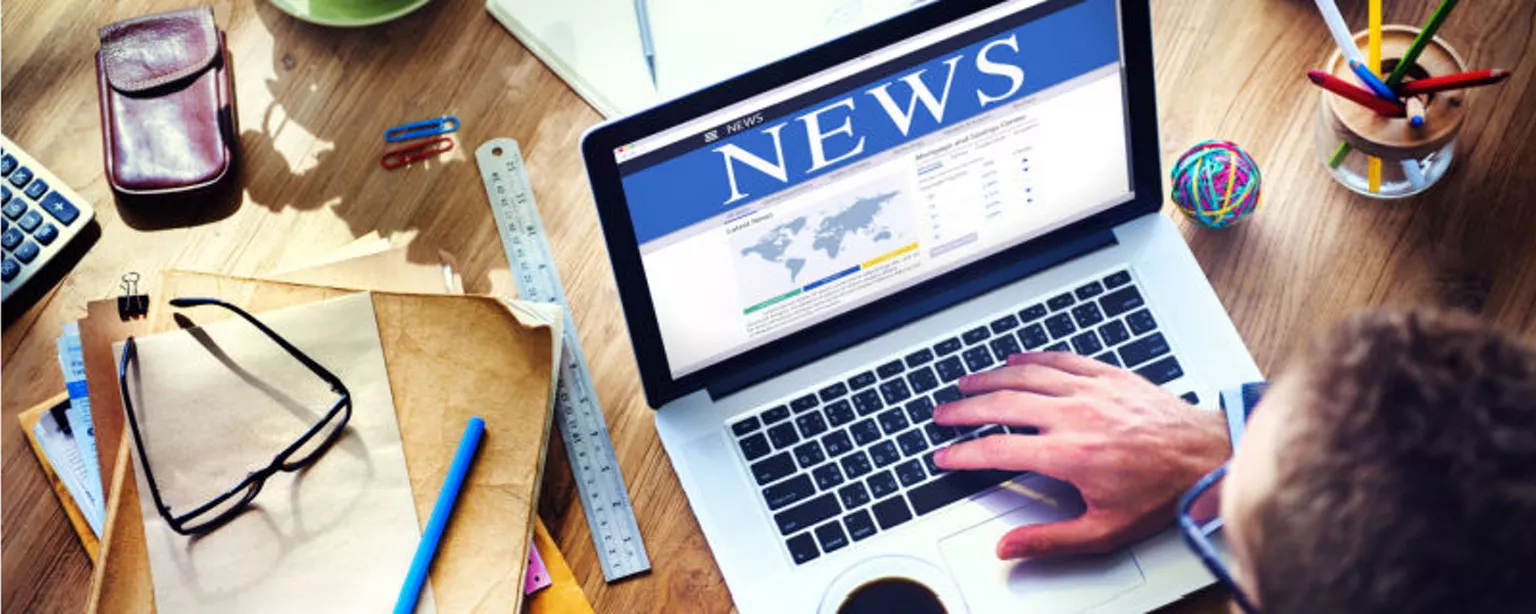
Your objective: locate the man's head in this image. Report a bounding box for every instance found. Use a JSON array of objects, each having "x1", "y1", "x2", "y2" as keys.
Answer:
[{"x1": 1221, "y1": 310, "x2": 1536, "y2": 614}]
